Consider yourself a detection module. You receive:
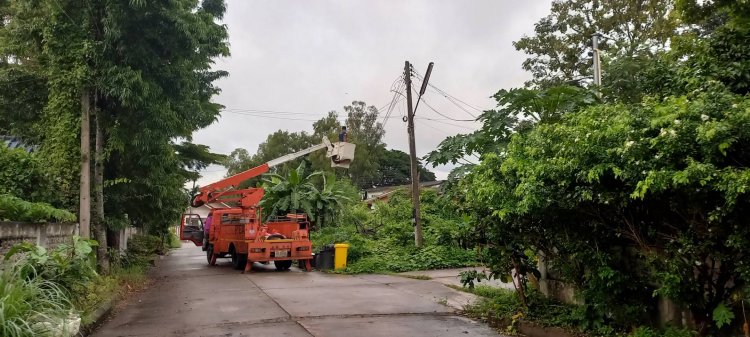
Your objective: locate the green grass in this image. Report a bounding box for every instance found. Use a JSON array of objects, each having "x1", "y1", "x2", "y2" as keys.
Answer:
[
  {"x1": 168, "y1": 230, "x2": 182, "y2": 249},
  {"x1": 1, "y1": 234, "x2": 168, "y2": 335},
  {"x1": 453, "y1": 285, "x2": 698, "y2": 337},
  {"x1": 77, "y1": 265, "x2": 150, "y2": 325},
  {"x1": 0, "y1": 263, "x2": 72, "y2": 337}
]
